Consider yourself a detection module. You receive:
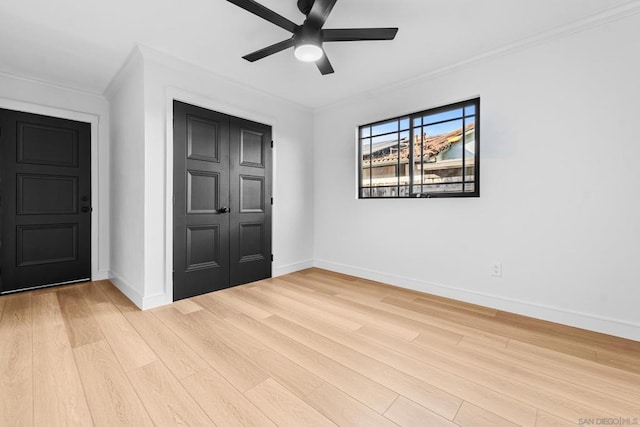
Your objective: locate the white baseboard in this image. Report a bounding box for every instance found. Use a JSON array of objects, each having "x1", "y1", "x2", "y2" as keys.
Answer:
[
  {"x1": 142, "y1": 293, "x2": 172, "y2": 310},
  {"x1": 108, "y1": 271, "x2": 145, "y2": 309},
  {"x1": 273, "y1": 260, "x2": 314, "y2": 277},
  {"x1": 313, "y1": 259, "x2": 640, "y2": 342},
  {"x1": 108, "y1": 271, "x2": 171, "y2": 310},
  {"x1": 92, "y1": 270, "x2": 110, "y2": 281}
]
